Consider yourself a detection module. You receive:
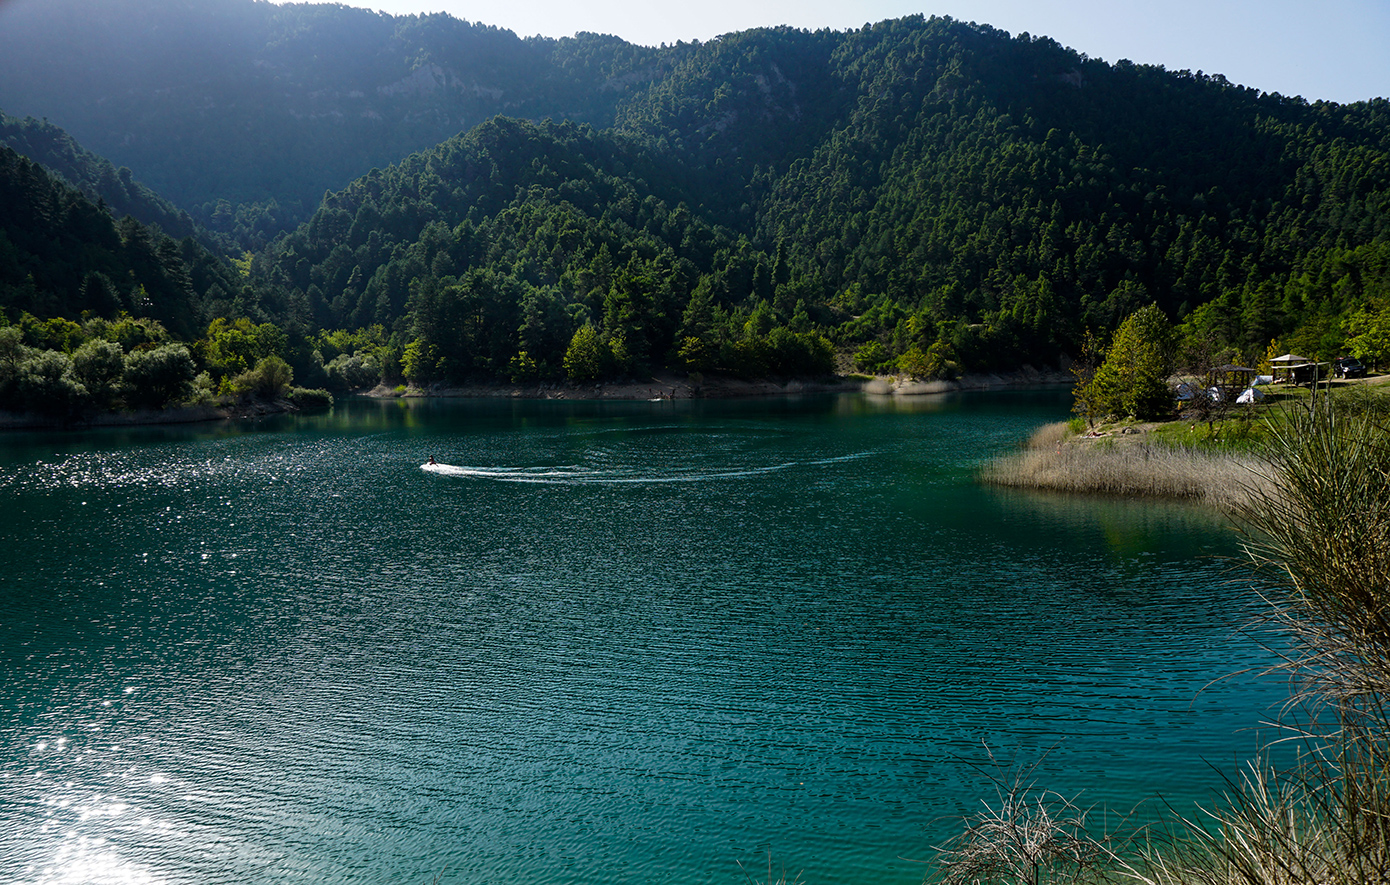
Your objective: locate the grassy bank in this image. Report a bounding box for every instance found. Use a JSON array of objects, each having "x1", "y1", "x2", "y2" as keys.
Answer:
[
  {"x1": 979, "y1": 420, "x2": 1271, "y2": 511},
  {"x1": 980, "y1": 379, "x2": 1390, "y2": 510}
]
